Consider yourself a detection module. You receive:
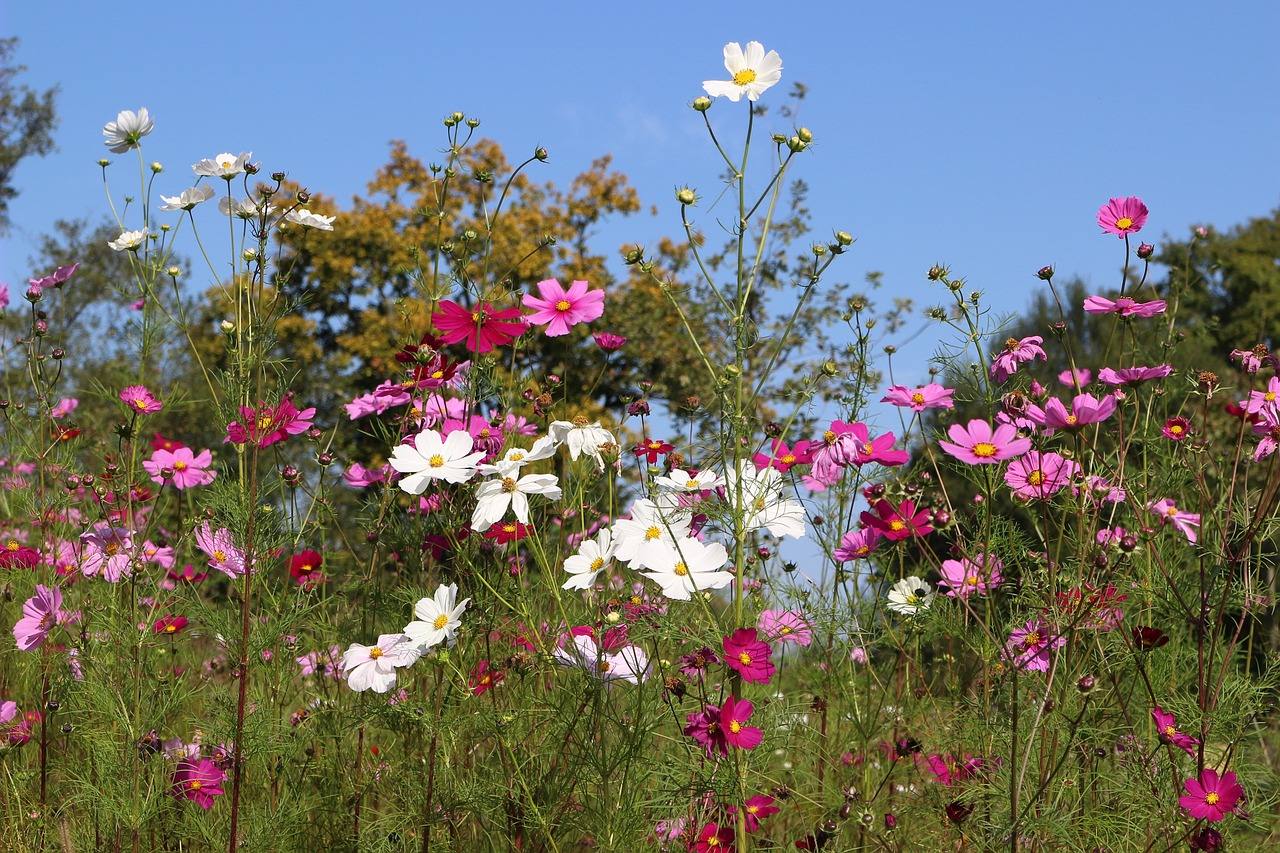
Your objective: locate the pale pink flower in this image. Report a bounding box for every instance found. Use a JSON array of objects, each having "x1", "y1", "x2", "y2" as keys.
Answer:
[
  {"x1": 1004, "y1": 451, "x2": 1078, "y2": 500},
  {"x1": 522, "y1": 279, "x2": 604, "y2": 337},
  {"x1": 881, "y1": 383, "x2": 954, "y2": 412},
  {"x1": 143, "y1": 447, "x2": 216, "y2": 489},
  {"x1": 937, "y1": 554, "x2": 1003, "y2": 598},
  {"x1": 1083, "y1": 296, "x2": 1166, "y2": 317},
  {"x1": 1099, "y1": 365, "x2": 1173, "y2": 385},
  {"x1": 1147, "y1": 498, "x2": 1200, "y2": 543},
  {"x1": 194, "y1": 522, "x2": 247, "y2": 577},
  {"x1": 938, "y1": 419, "x2": 1031, "y2": 465},
  {"x1": 13, "y1": 585, "x2": 65, "y2": 651},
  {"x1": 757, "y1": 610, "x2": 812, "y2": 646}
]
